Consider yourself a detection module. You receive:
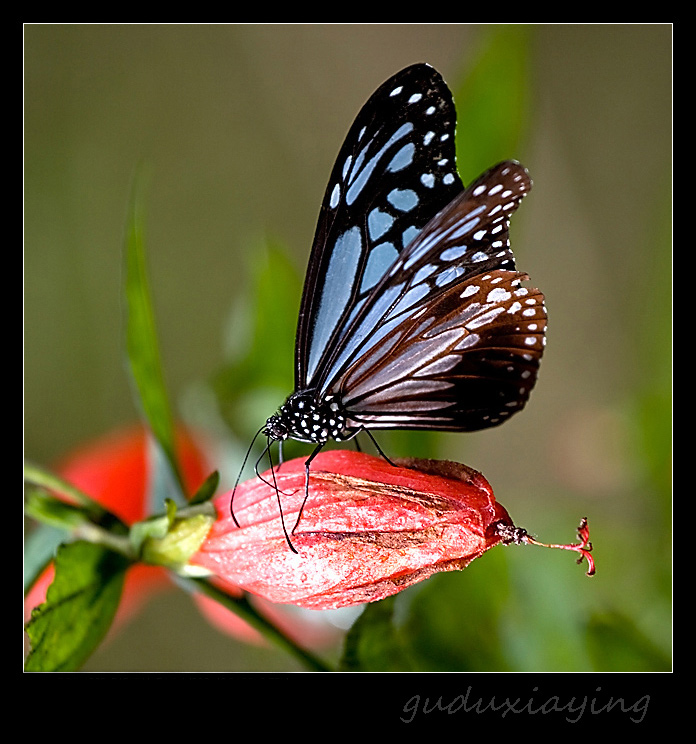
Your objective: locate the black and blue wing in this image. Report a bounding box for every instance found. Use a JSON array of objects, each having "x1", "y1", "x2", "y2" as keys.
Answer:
[
  {"x1": 295, "y1": 64, "x2": 465, "y2": 391},
  {"x1": 315, "y1": 160, "x2": 546, "y2": 431},
  {"x1": 339, "y1": 268, "x2": 546, "y2": 431}
]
